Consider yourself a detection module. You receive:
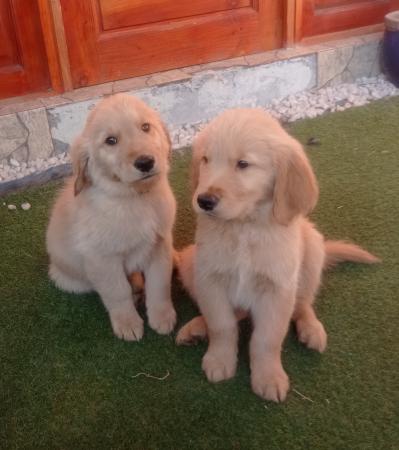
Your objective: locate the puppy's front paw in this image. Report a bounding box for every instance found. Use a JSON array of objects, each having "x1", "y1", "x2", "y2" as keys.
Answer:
[
  {"x1": 202, "y1": 351, "x2": 237, "y2": 383},
  {"x1": 110, "y1": 308, "x2": 144, "y2": 341},
  {"x1": 296, "y1": 319, "x2": 327, "y2": 353},
  {"x1": 148, "y1": 303, "x2": 177, "y2": 335},
  {"x1": 251, "y1": 366, "x2": 290, "y2": 402}
]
